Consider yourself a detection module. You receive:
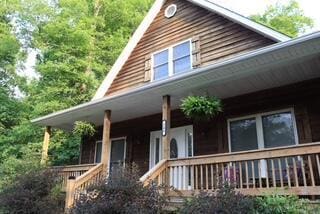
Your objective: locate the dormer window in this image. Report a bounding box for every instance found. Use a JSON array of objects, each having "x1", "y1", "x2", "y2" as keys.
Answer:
[{"x1": 152, "y1": 40, "x2": 192, "y2": 81}]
